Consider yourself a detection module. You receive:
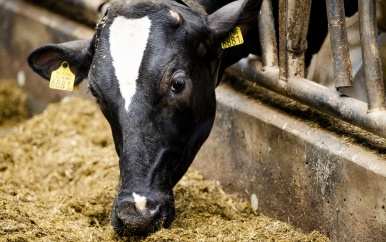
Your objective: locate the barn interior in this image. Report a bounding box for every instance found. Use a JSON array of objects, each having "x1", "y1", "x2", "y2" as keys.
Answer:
[{"x1": 1, "y1": 0, "x2": 386, "y2": 241}]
